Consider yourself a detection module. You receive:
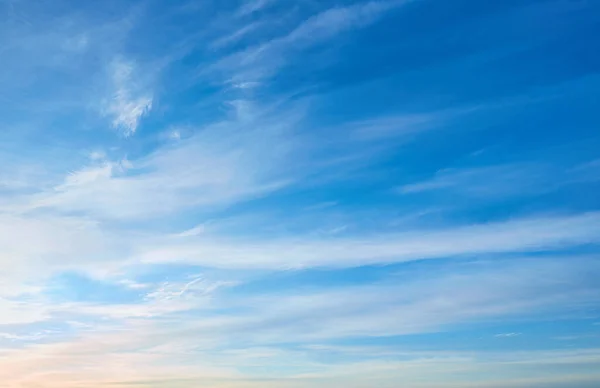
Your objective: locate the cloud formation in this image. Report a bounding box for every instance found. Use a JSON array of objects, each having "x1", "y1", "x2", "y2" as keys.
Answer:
[
  {"x1": 0, "y1": 0, "x2": 599, "y2": 387},
  {"x1": 104, "y1": 59, "x2": 153, "y2": 136}
]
